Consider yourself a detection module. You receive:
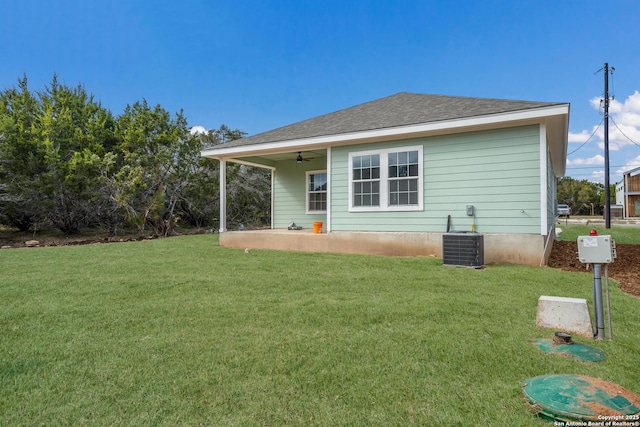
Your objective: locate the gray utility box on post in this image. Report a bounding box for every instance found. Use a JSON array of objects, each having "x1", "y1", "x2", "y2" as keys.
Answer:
[
  {"x1": 577, "y1": 235, "x2": 616, "y2": 264},
  {"x1": 577, "y1": 234, "x2": 616, "y2": 340}
]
